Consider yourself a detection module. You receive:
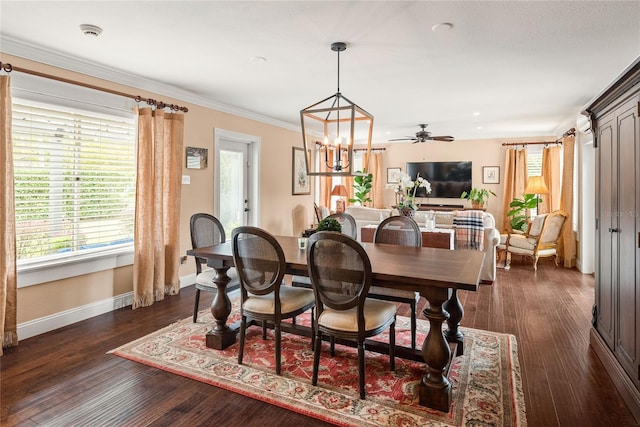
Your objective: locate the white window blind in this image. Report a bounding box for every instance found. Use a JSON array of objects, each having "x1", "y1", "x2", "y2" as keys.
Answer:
[{"x1": 12, "y1": 99, "x2": 137, "y2": 263}]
